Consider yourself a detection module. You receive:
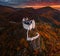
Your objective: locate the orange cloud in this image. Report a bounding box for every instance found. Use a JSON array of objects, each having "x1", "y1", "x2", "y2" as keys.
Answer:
[
  {"x1": 15, "y1": 2, "x2": 60, "y2": 10},
  {"x1": 16, "y1": 5, "x2": 60, "y2": 10}
]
